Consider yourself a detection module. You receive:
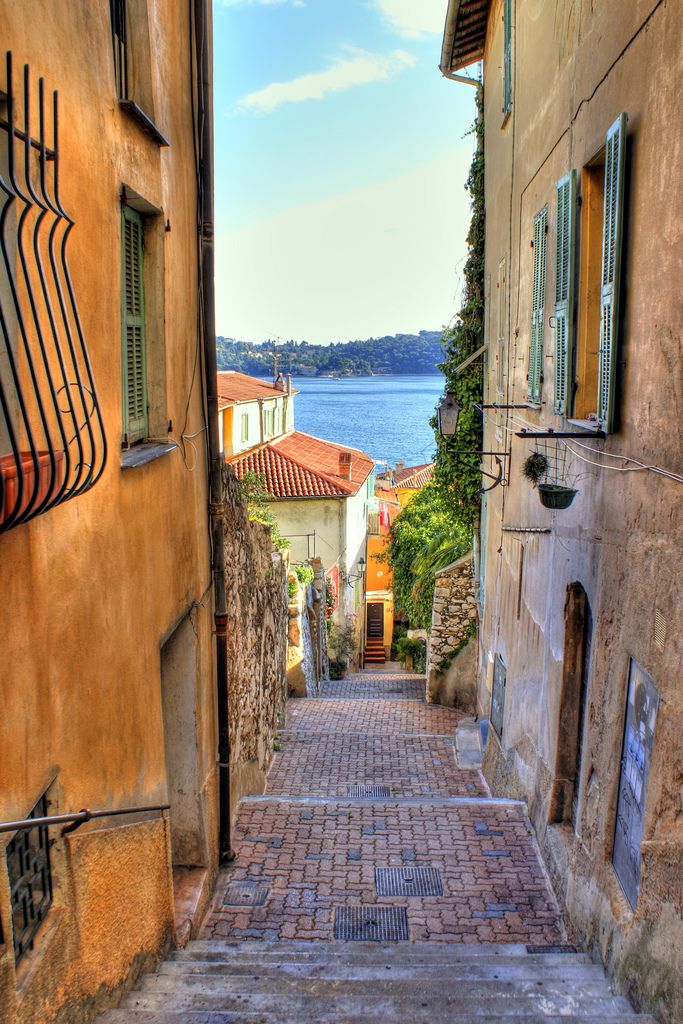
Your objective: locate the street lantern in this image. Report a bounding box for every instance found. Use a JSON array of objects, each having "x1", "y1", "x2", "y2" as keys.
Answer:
[
  {"x1": 358, "y1": 557, "x2": 366, "y2": 574},
  {"x1": 437, "y1": 392, "x2": 461, "y2": 438}
]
